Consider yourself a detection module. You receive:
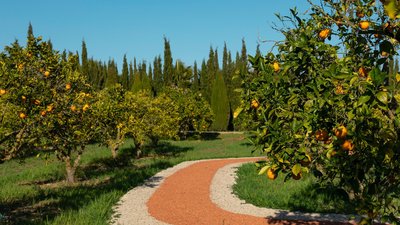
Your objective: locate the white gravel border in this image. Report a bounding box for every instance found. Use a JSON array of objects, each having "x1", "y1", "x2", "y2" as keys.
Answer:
[
  {"x1": 210, "y1": 161, "x2": 357, "y2": 223},
  {"x1": 111, "y1": 158, "x2": 358, "y2": 225},
  {"x1": 110, "y1": 160, "x2": 198, "y2": 225}
]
